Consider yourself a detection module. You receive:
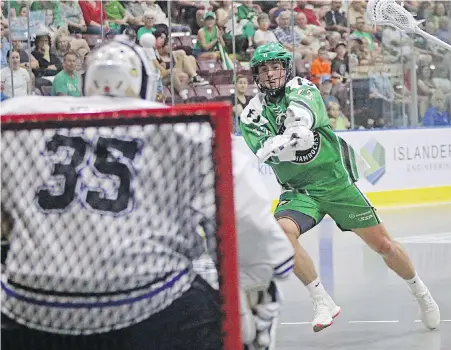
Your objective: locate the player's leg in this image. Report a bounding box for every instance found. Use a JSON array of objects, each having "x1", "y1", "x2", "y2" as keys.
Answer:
[
  {"x1": 323, "y1": 184, "x2": 440, "y2": 330},
  {"x1": 274, "y1": 192, "x2": 341, "y2": 332}
]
